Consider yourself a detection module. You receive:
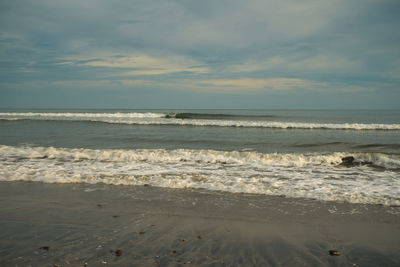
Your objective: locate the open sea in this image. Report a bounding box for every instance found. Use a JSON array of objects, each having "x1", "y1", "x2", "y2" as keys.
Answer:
[{"x1": 0, "y1": 109, "x2": 399, "y2": 206}]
